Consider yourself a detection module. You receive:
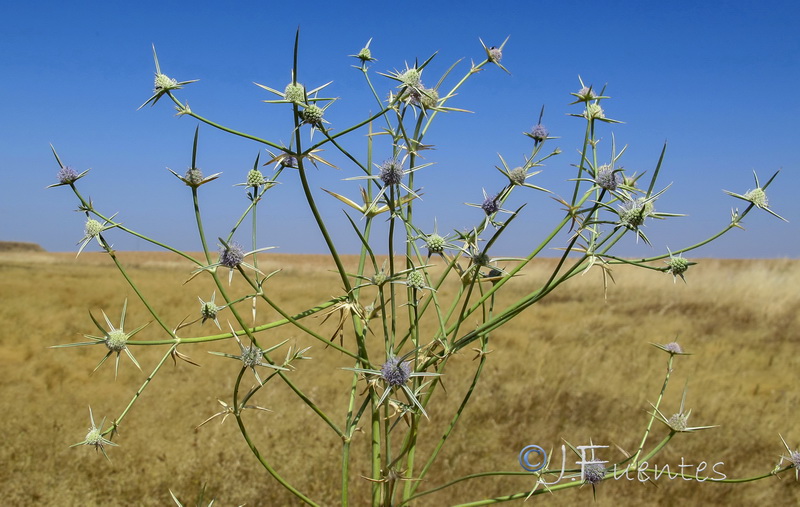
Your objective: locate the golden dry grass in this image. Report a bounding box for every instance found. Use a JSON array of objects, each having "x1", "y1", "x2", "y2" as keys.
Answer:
[{"x1": 1, "y1": 251, "x2": 799, "y2": 506}]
